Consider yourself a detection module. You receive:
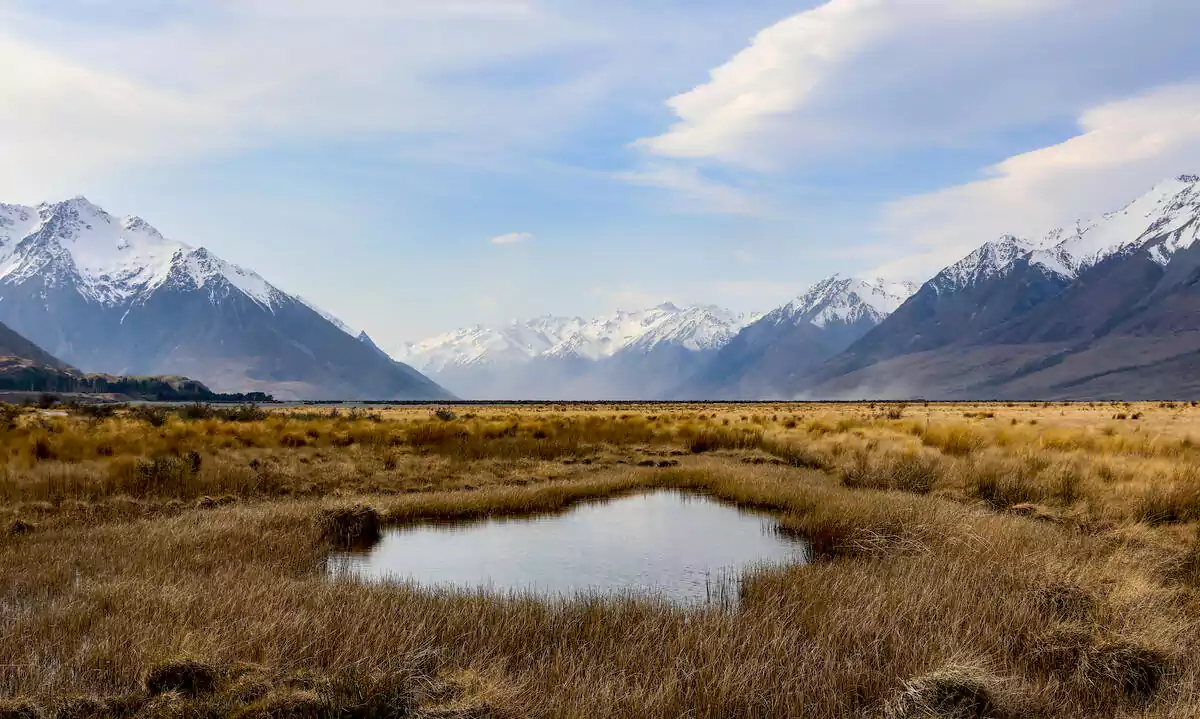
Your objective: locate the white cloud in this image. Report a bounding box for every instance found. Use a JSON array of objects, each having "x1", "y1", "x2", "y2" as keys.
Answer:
[
  {"x1": 0, "y1": 35, "x2": 237, "y2": 199},
  {"x1": 638, "y1": 0, "x2": 1200, "y2": 169},
  {"x1": 490, "y1": 232, "x2": 534, "y2": 245},
  {"x1": 870, "y1": 83, "x2": 1200, "y2": 279}
]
